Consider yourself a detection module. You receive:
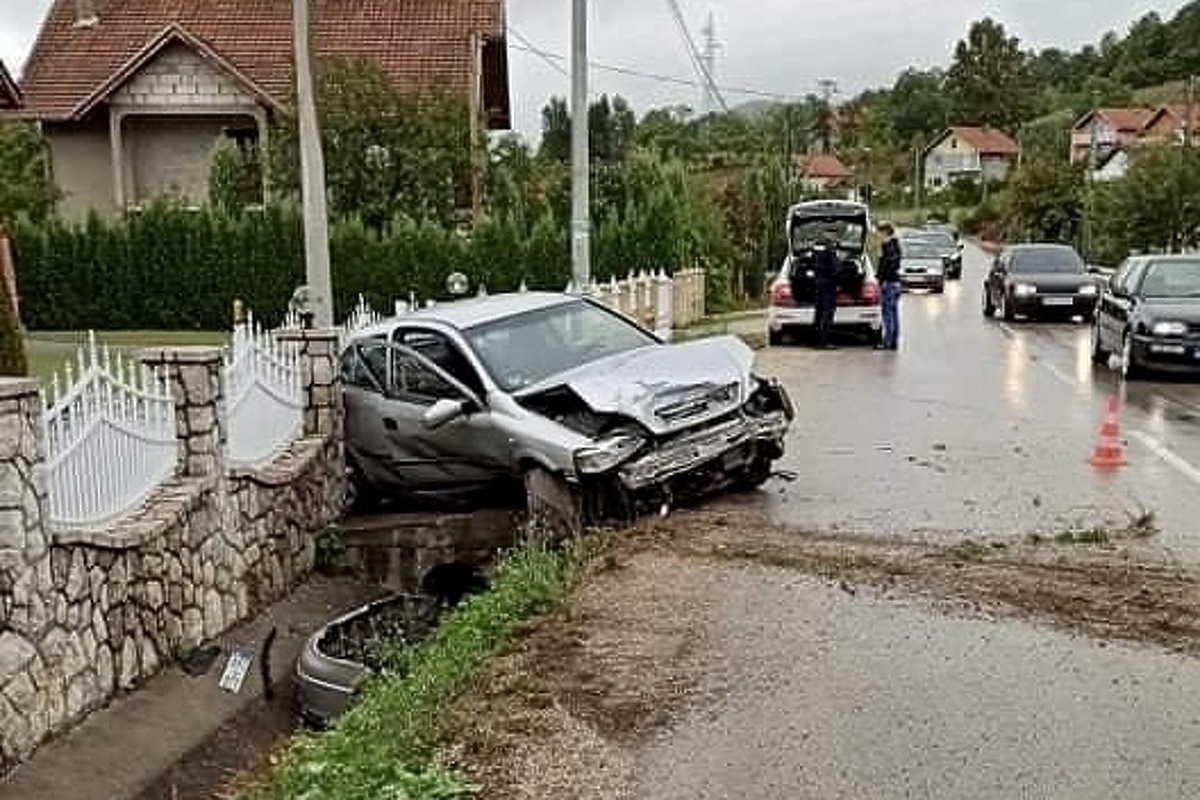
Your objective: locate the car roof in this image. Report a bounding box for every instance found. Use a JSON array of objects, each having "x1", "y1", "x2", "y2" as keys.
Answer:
[
  {"x1": 354, "y1": 292, "x2": 578, "y2": 337},
  {"x1": 1005, "y1": 243, "x2": 1079, "y2": 252}
]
